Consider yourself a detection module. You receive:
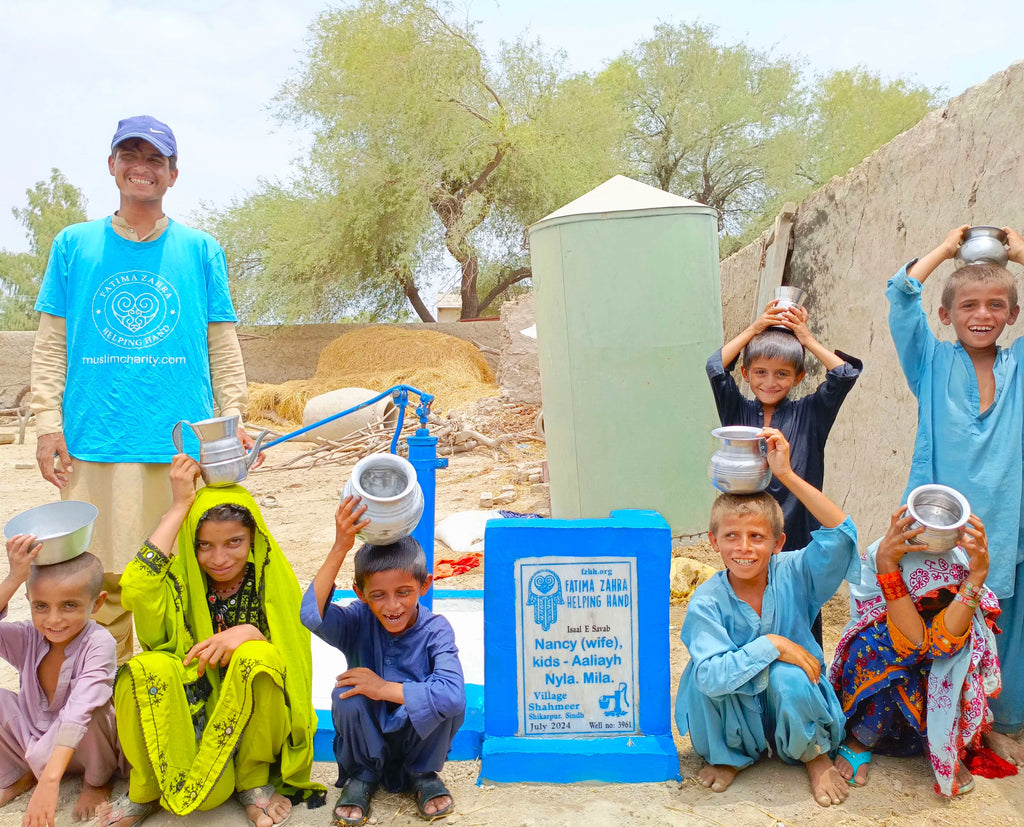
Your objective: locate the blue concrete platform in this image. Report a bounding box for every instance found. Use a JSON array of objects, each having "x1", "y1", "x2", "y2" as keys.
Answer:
[{"x1": 480, "y1": 510, "x2": 680, "y2": 783}]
